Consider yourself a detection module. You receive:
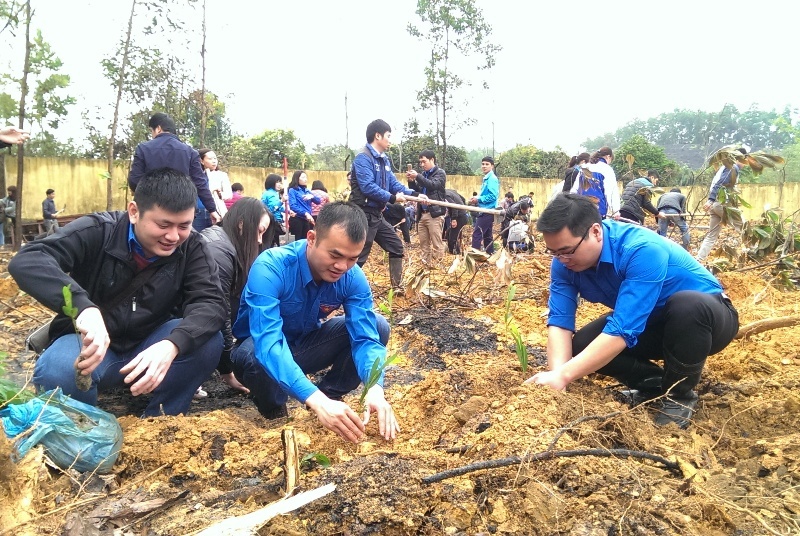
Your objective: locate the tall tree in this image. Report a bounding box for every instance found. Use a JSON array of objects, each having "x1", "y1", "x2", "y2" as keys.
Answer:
[
  {"x1": 407, "y1": 0, "x2": 500, "y2": 170},
  {"x1": 228, "y1": 129, "x2": 309, "y2": 169}
]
